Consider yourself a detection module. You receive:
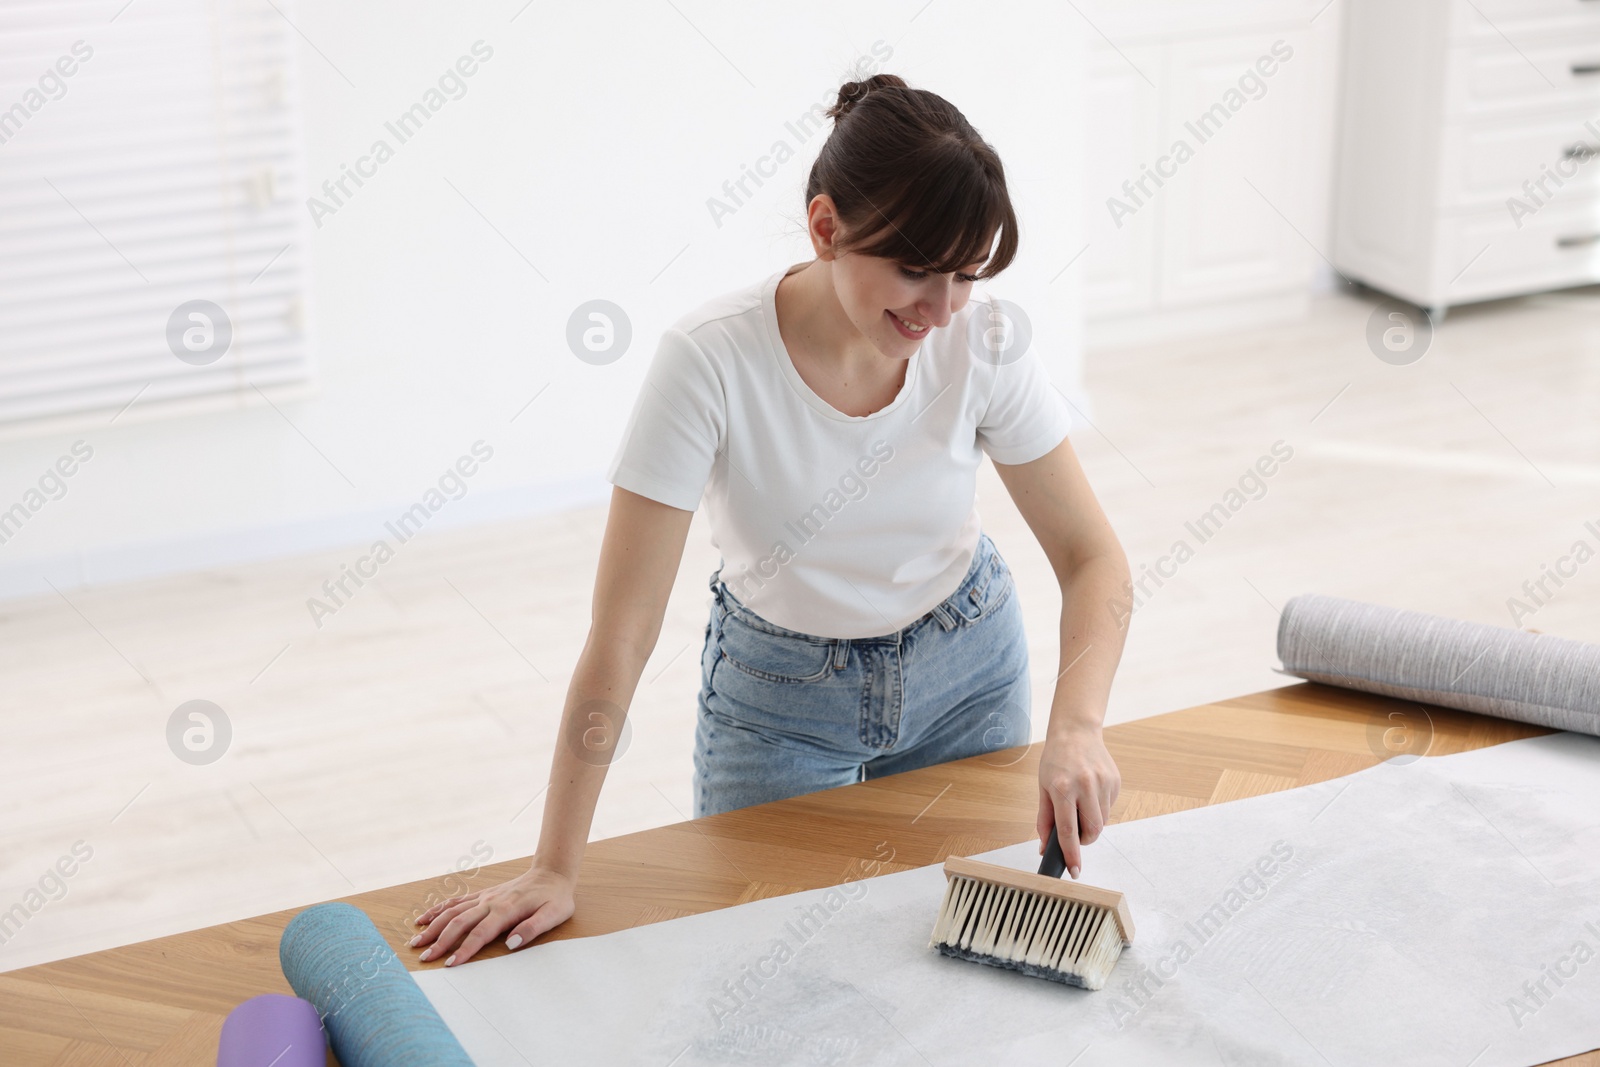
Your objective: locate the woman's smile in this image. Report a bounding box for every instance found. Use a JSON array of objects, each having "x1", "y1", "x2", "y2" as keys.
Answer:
[{"x1": 887, "y1": 309, "x2": 930, "y2": 339}]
